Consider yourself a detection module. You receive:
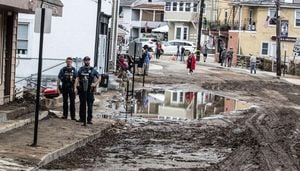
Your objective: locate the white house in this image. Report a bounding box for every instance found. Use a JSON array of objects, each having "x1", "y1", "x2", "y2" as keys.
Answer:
[
  {"x1": 119, "y1": 0, "x2": 166, "y2": 42},
  {"x1": 16, "y1": 0, "x2": 113, "y2": 84}
]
